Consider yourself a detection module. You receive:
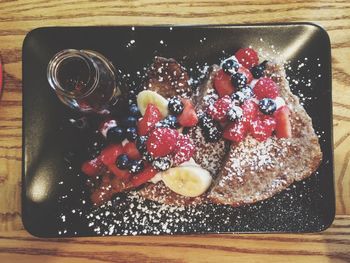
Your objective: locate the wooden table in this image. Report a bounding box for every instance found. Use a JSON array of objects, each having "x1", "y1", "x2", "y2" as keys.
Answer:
[{"x1": 0, "y1": 0, "x2": 349, "y2": 262}]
